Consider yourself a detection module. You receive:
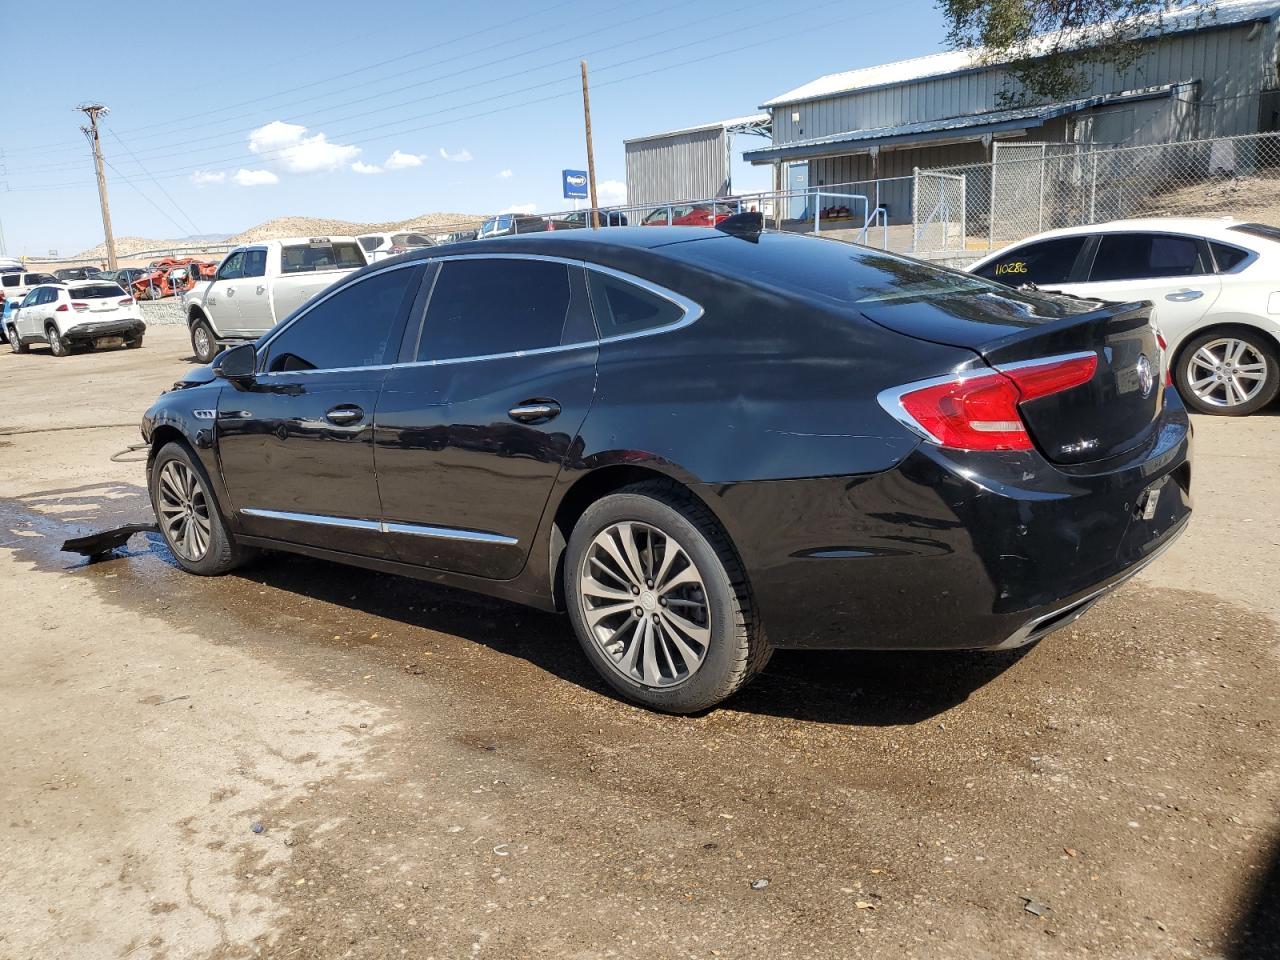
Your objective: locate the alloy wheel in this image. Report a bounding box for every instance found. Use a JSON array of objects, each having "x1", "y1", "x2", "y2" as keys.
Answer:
[
  {"x1": 193, "y1": 325, "x2": 211, "y2": 358},
  {"x1": 1186, "y1": 337, "x2": 1269, "y2": 408},
  {"x1": 156, "y1": 459, "x2": 212, "y2": 561},
  {"x1": 578, "y1": 521, "x2": 711, "y2": 689}
]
